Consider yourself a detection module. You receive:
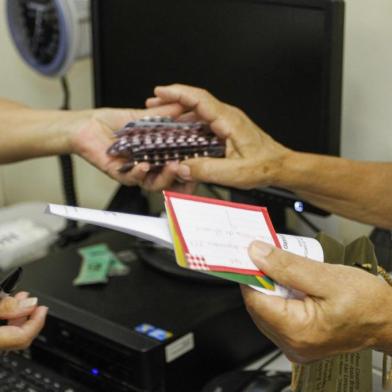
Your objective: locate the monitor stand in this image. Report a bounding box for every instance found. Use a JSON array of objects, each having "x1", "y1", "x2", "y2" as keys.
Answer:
[{"x1": 229, "y1": 187, "x2": 329, "y2": 234}]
